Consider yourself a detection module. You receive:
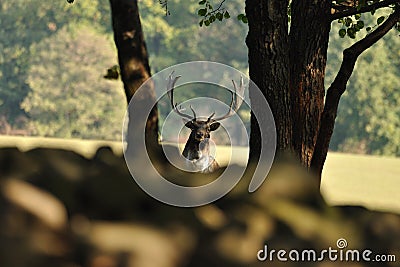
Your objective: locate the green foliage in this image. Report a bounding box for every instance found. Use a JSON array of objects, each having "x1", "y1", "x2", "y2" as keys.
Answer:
[
  {"x1": 21, "y1": 25, "x2": 125, "y2": 140},
  {"x1": 334, "y1": 1, "x2": 397, "y2": 39},
  {"x1": 337, "y1": 14, "x2": 366, "y2": 39},
  {"x1": 0, "y1": 0, "x2": 111, "y2": 126},
  {"x1": 237, "y1": 13, "x2": 248, "y2": 24},
  {"x1": 197, "y1": 0, "x2": 231, "y2": 27},
  {"x1": 103, "y1": 65, "x2": 120, "y2": 80},
  {"x1": 196, "y1": 0, "x2": 247, "y2": 27},
  {"x1": 139, "y1": 0, "x2": 248, "y2": 72},
  {"x1": 376, "y1": 15, "x2": 385, "y2": 25},
  {"x1": 2, "y1": 0, "x2": 248, "y2": 140}
]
